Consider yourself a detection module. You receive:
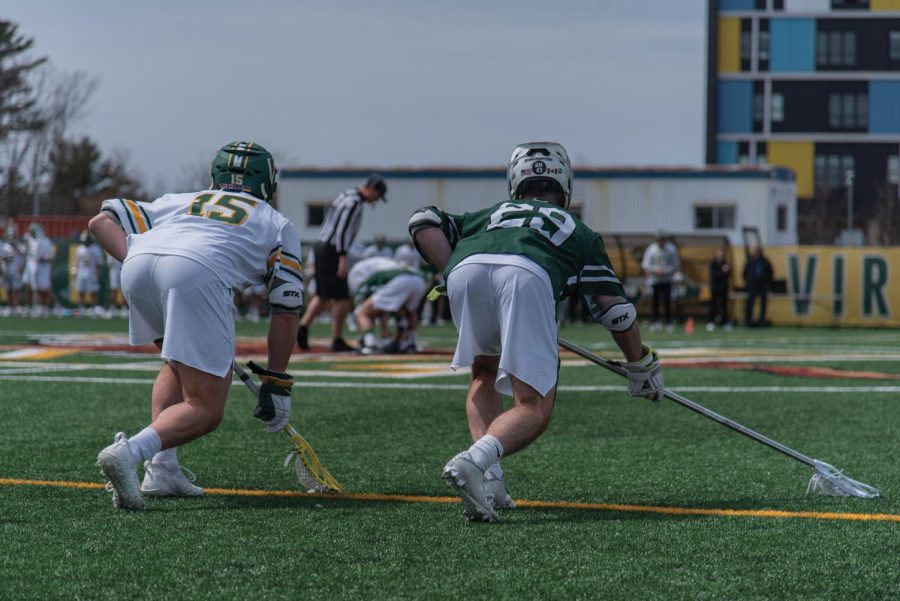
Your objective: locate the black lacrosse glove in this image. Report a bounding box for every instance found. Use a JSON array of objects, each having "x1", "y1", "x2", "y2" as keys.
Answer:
[{"x1": 247, "y1": 361, "x2": 293, "y2": 433}]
